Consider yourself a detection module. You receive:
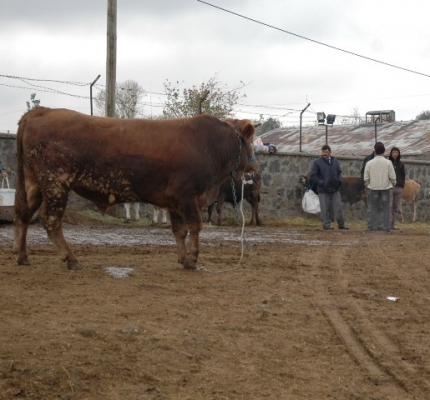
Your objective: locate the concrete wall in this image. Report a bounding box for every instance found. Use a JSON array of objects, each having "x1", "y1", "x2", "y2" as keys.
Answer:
[{"x1": 2, "y1": 135, "x2": 429, "y2": 222}]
